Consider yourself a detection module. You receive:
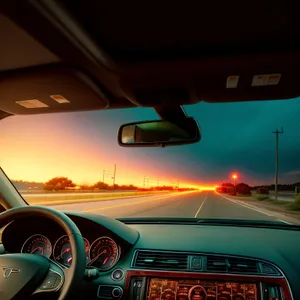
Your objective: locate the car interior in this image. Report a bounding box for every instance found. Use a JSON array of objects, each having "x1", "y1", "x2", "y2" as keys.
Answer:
[{"x1": 0, "y1": 1, "x2": 300, "y2": 299}]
